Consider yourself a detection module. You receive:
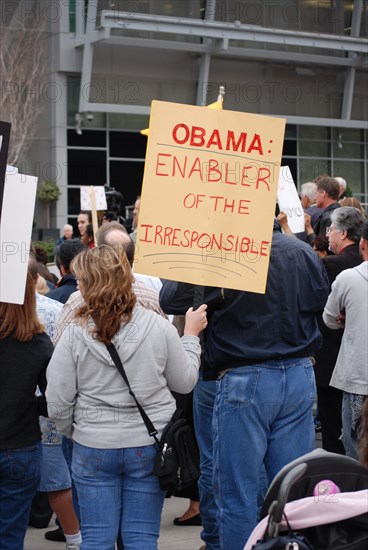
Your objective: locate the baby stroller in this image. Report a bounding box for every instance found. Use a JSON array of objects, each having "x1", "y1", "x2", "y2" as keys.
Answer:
[{"x1": 245, "y1": 449, "x2": 368, "y2": 549}]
